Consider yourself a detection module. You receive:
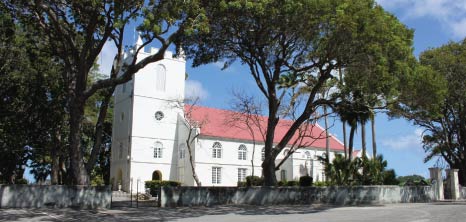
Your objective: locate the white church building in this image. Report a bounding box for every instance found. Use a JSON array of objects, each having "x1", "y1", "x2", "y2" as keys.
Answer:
[{"x1": 110, "y1": 39, "x2": 345, "y2": 191}]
